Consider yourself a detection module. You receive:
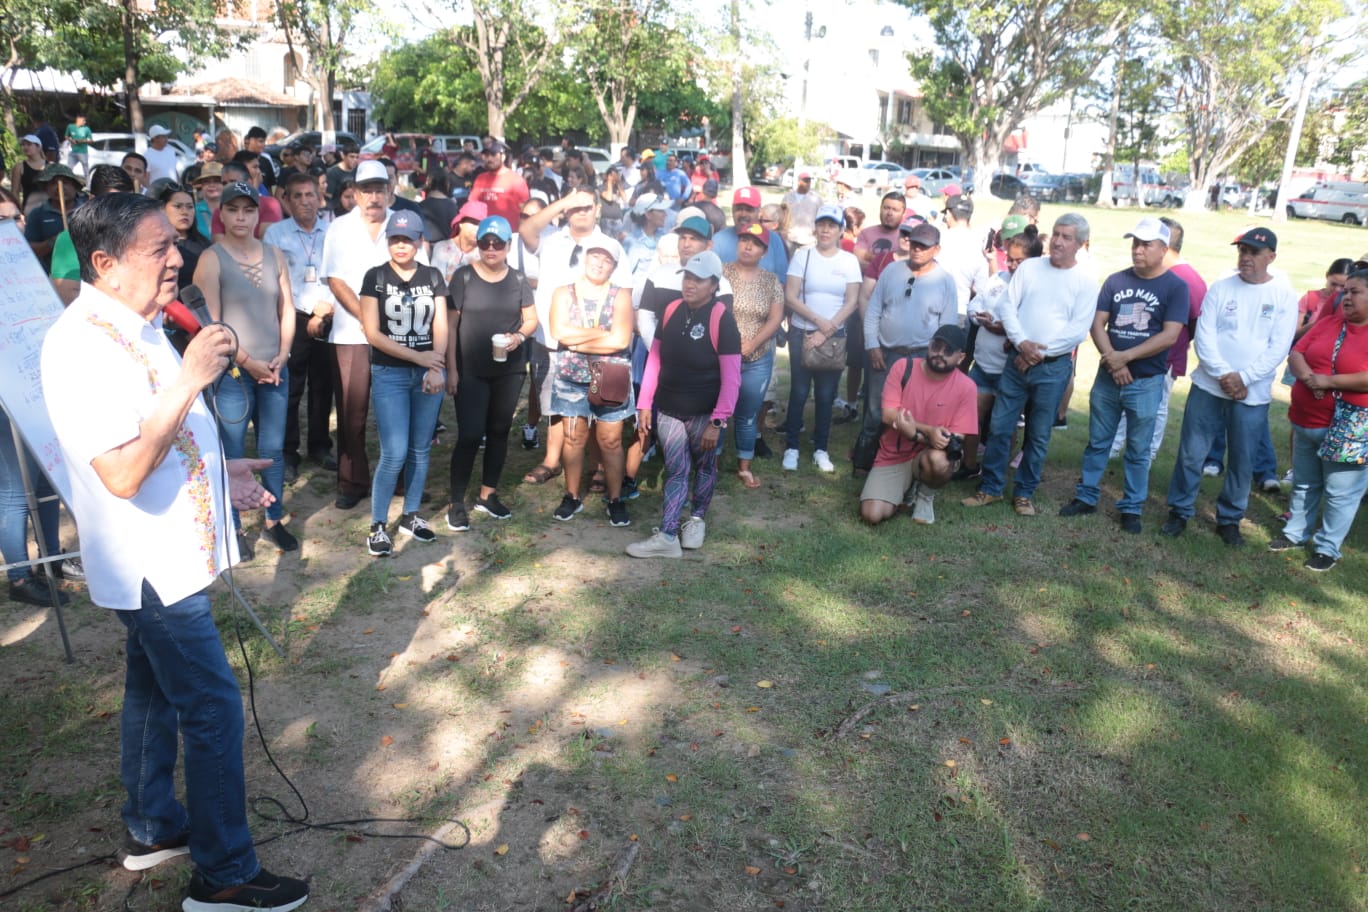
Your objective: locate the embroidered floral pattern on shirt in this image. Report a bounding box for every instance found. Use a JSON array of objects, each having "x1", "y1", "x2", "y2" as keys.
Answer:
[{"x1": 85, "y1": 313, "x2": 218, "y2": 576}]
